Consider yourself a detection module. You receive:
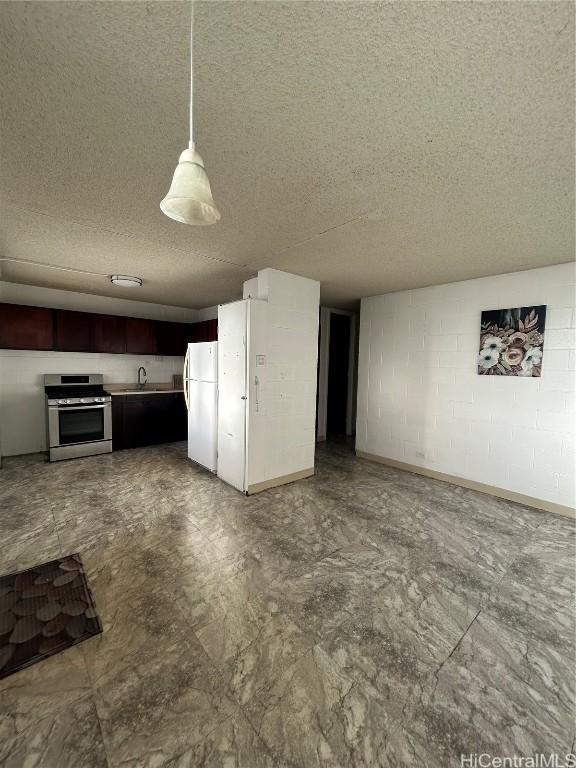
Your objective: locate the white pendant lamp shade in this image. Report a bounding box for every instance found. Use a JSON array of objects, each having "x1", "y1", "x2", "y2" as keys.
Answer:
[
  {"x1": 160, "y1": 1, "x2": 220, "y2": 226},
  {"x1": 160, "y1": 148, "x2": 220, "y2": 225}
]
